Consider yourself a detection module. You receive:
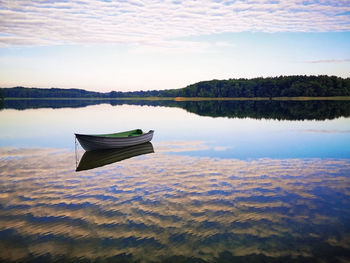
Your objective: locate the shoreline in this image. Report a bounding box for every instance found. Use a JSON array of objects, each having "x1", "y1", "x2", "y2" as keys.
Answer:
[{"x1": 3, "y1": 96, "x2": 350, "y2": 101}]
